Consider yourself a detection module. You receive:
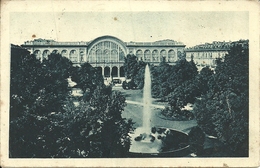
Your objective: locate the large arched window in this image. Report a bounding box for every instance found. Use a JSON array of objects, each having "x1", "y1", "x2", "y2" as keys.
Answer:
[
  {"x1": 136, "y1": 50, "x2": 143, "y2": 60},
  {"x1": 144, "y1": 50, "x2": 151, "y2": 62},
  {"x1": 88, "y1": 40, "x2": 126, "y2": 63},
  {"x1": 168, "y1": 50, "x2": 175, "y2": 62},
  {"x1": 152, "y1": 50, "x2": 159, "y2": 62}
]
